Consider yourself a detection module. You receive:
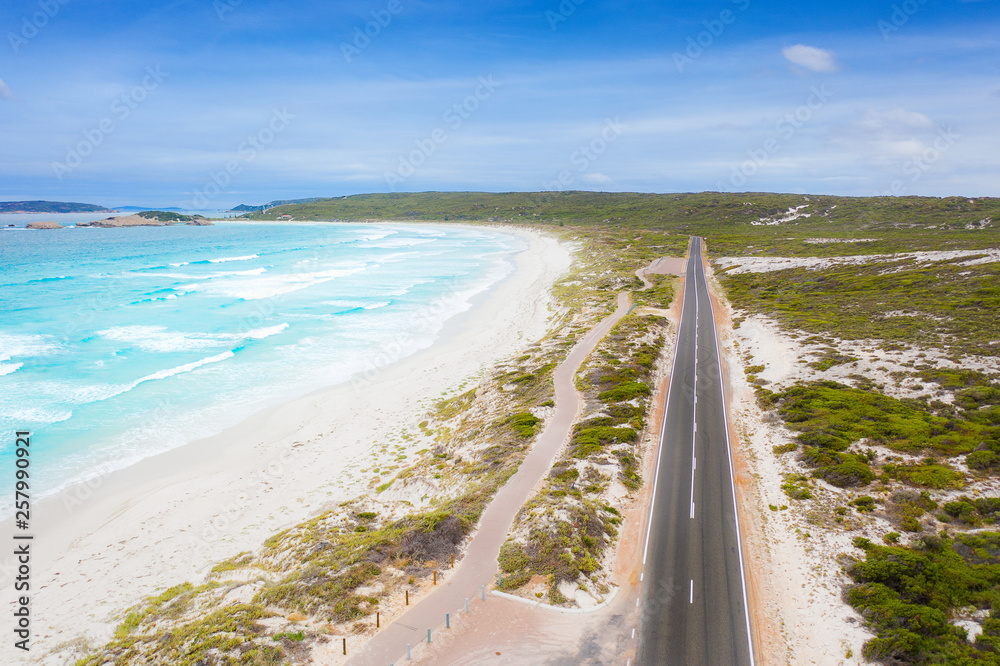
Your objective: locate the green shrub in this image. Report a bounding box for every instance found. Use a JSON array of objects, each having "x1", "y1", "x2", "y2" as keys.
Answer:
[
  {"x1": 967, "y1": 449, "x2": 1000, "y2": 471},
  {"x1": 821, "y1": 455, "x2": 876, "y2": 488},
  {"x1": 848, "y1": 532, "x2": 1000, "y2": 663},
  {"x1": 499, "y1": 540, "x2": 531, "y2": 573},
  {"x1": 597, "y1": 381, "x2": 651, "y2": 402},
  {"x1": 883, "y1": 462, "x2": 965, "y2": 489},
  {"x1": 572, "y1": 426, "x2": 637, "y2": 458},
  {"x1": 506, "y1": 412, "x2": 541, "y2": 438},
  {"x1": 851, "y1": 496, "x2": 876, "y2": 512},
  {"x1": 778, "y1": 381, "x2": 989, "y2": 457},
  {"x1": 781, "y1": 474, "x2": 813, "y2": 500},
  {"x1": 943, "y1": 501, "x2": 981, "y2": 526}
]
